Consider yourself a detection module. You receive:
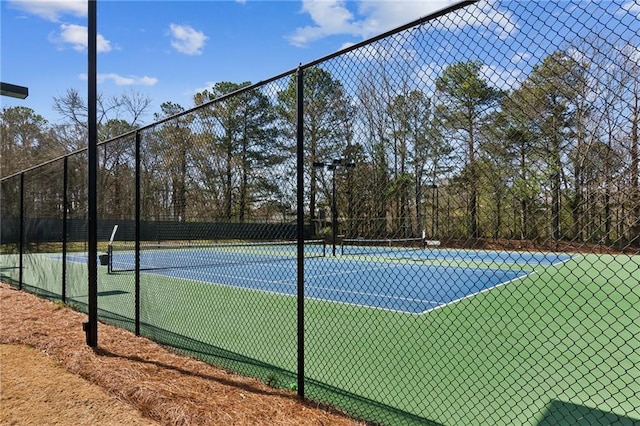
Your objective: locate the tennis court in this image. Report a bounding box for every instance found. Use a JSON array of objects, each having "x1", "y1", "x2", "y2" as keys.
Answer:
[
  {"x1": 4, "y1": 248, "x2": 639, "y2": 425},
  {"x1": 70, "y1": 242, "x2": 572, "y2": 314}
]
